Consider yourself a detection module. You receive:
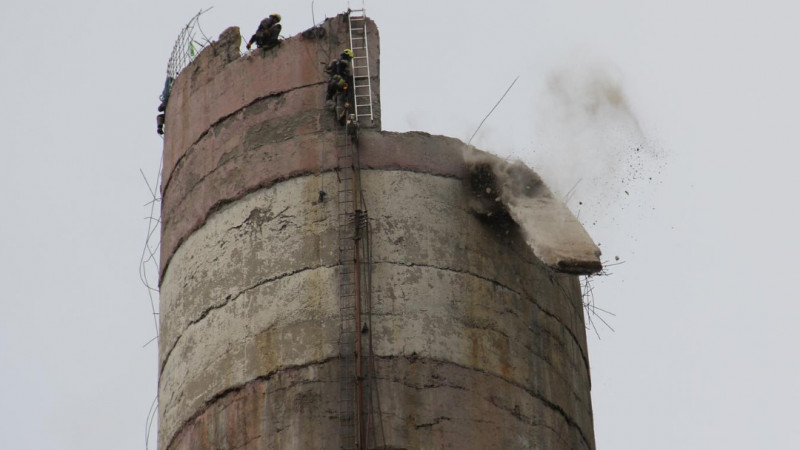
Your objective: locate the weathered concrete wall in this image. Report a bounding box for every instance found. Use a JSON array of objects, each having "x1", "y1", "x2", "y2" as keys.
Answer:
[
  {"x1": 159, "y1": 13, "x2": 595, "y2": 450},
  {"x1": 160, "y1": 15, "x2": 381, "y2": 279},
  {"x1": 160, "y1": 172, "x2": 594, "y2": 450}
]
